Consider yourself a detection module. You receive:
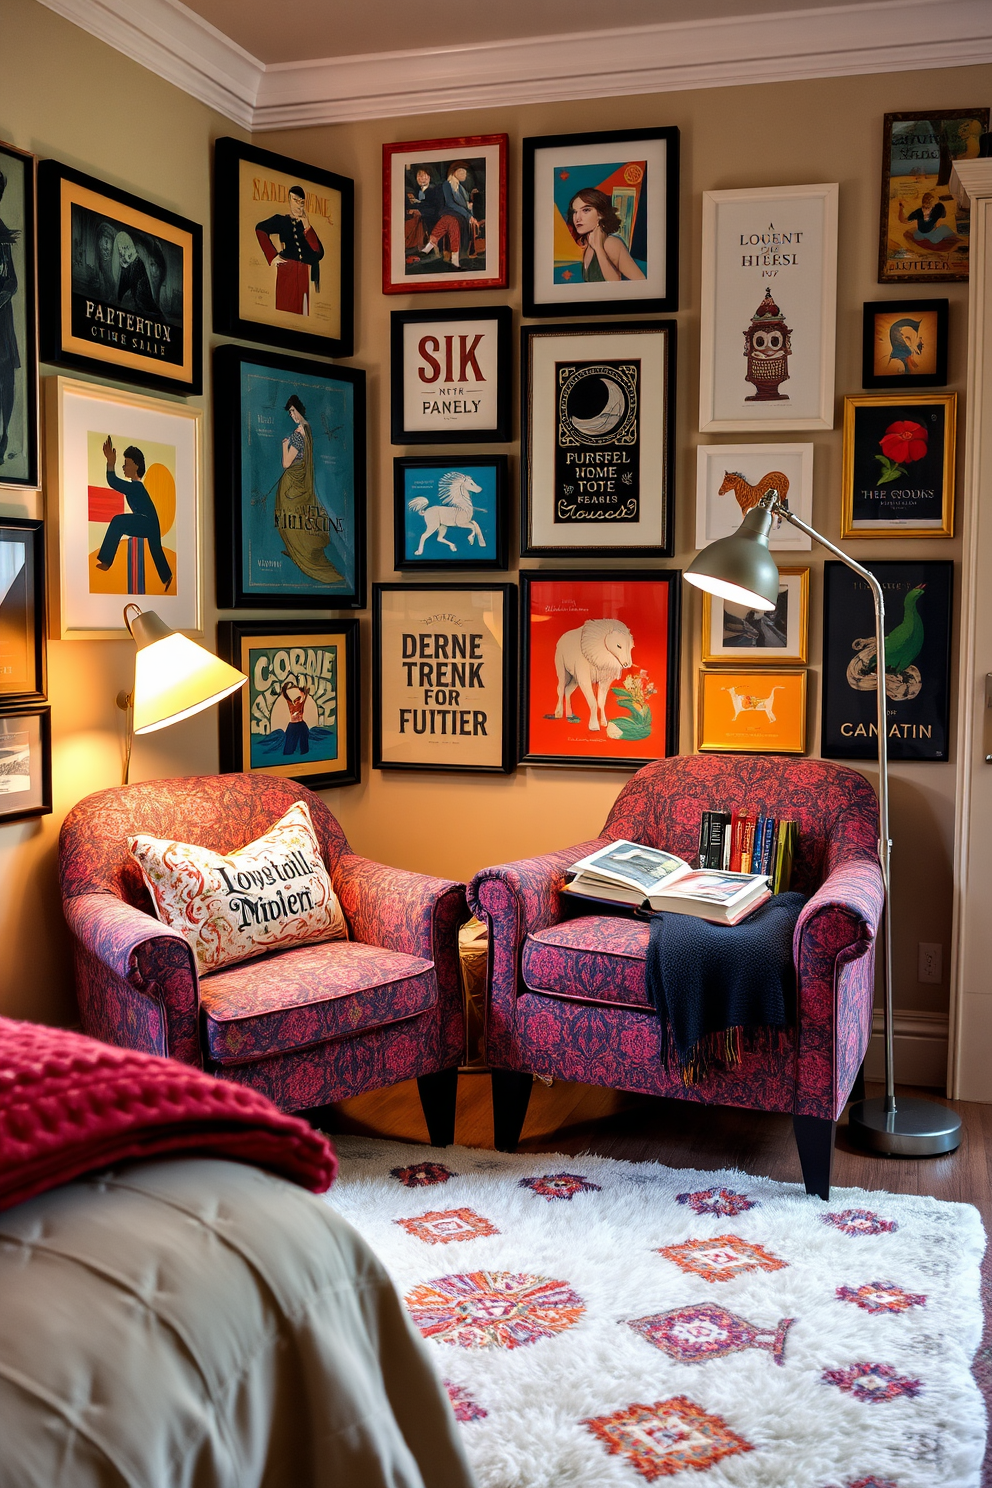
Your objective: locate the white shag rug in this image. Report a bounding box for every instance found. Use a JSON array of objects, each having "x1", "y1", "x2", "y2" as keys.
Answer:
[{"x1": 325, "y1": 1137, "x2": 986, "y2": 1488}]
